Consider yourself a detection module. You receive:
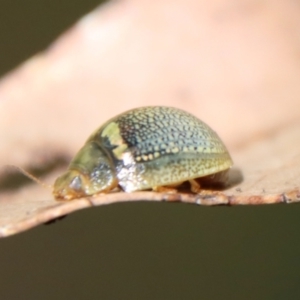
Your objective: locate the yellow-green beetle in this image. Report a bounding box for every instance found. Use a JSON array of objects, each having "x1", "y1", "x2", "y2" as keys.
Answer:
[{"x1": 53, "y1": 106, "x2": 233, "y2": 200}]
